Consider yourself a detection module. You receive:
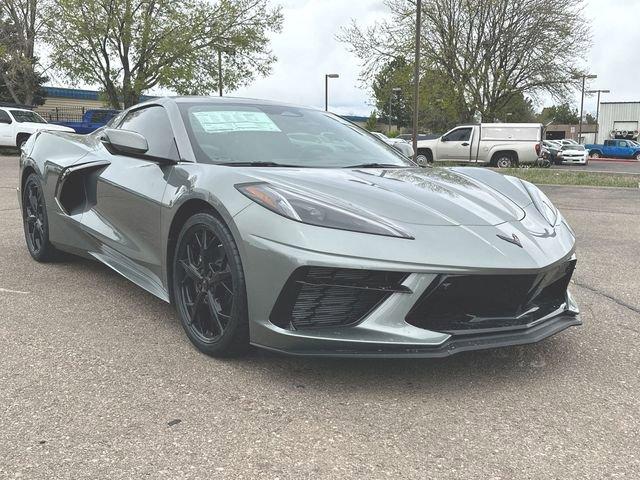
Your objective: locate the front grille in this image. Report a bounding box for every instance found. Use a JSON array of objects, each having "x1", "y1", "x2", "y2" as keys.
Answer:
[
  {"x1": 406, "y1": 260, "x2": 576, "y2": 335},
  {"x1": 270, "y1": 267, "x2": 410, "y2": 330}
]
